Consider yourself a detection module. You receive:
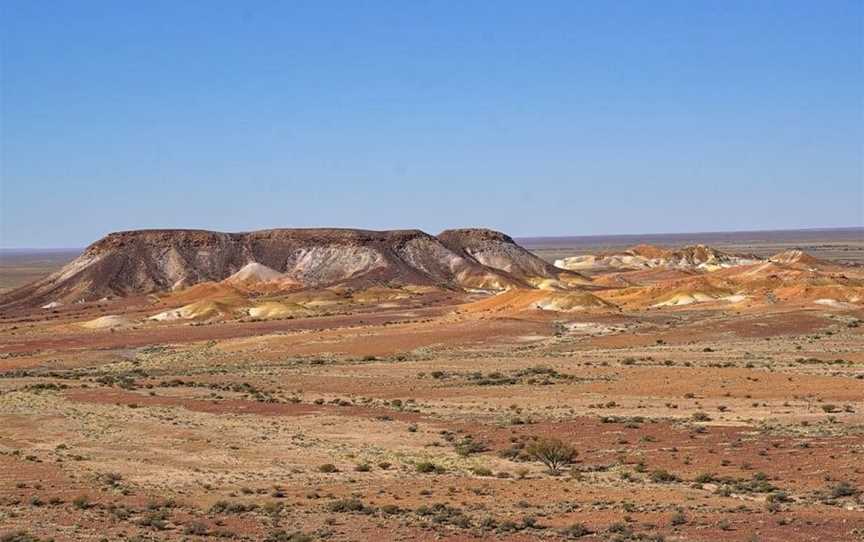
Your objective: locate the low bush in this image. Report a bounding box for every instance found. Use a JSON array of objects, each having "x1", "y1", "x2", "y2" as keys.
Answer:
[
  {"x1": 416, "y1": 461, "x2": 446, "y2": 474},
  {"x1": 526, "y1": 438, "x2": 577, "y2": 474}
]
